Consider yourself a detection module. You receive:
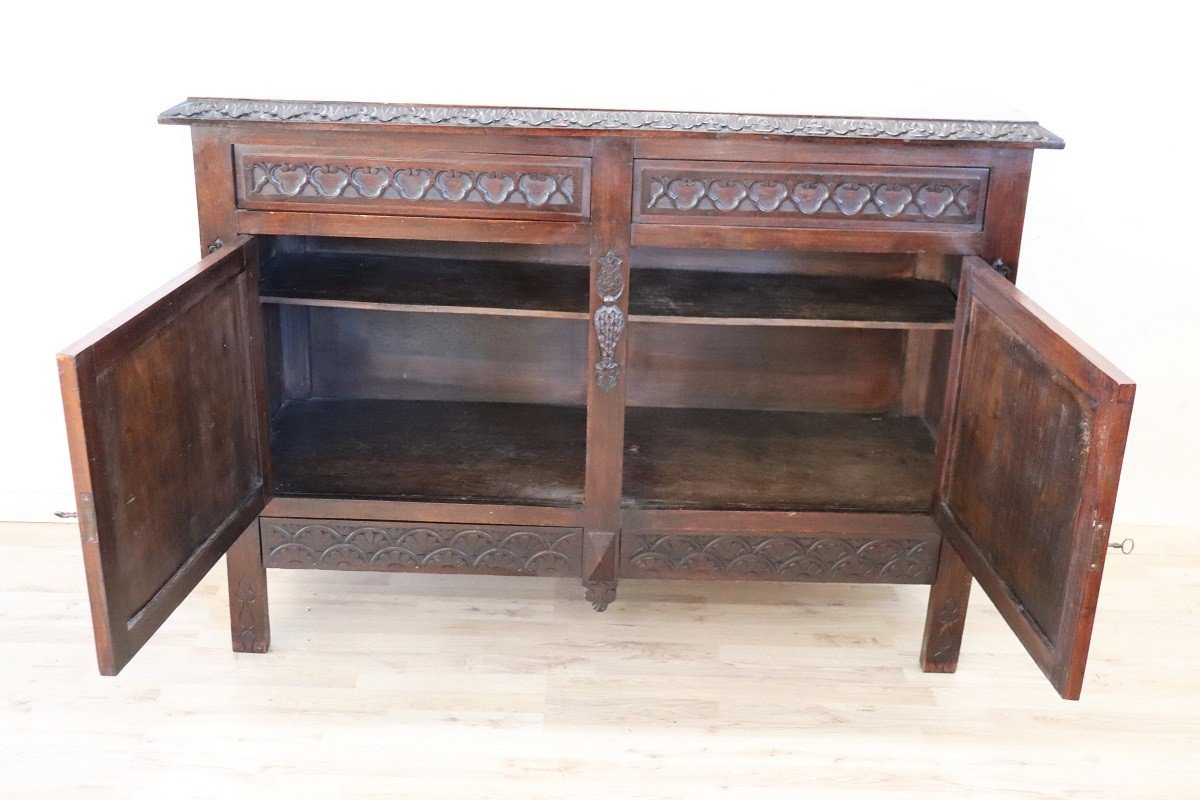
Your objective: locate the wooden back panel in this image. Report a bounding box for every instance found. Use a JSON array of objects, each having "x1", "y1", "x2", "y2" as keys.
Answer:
[
  {"x1": 305, "y1": 307, "x2": 589, "y2": 406},
  {"x1": 627, "y1": 324, "x2": 903, "y2": 412},
  {"x1": 58, "y1": 237, "x2": 269, "y2": 675},
  {"x1": 936, "y1": 259, "x2": 1134, "y2": 699}
]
